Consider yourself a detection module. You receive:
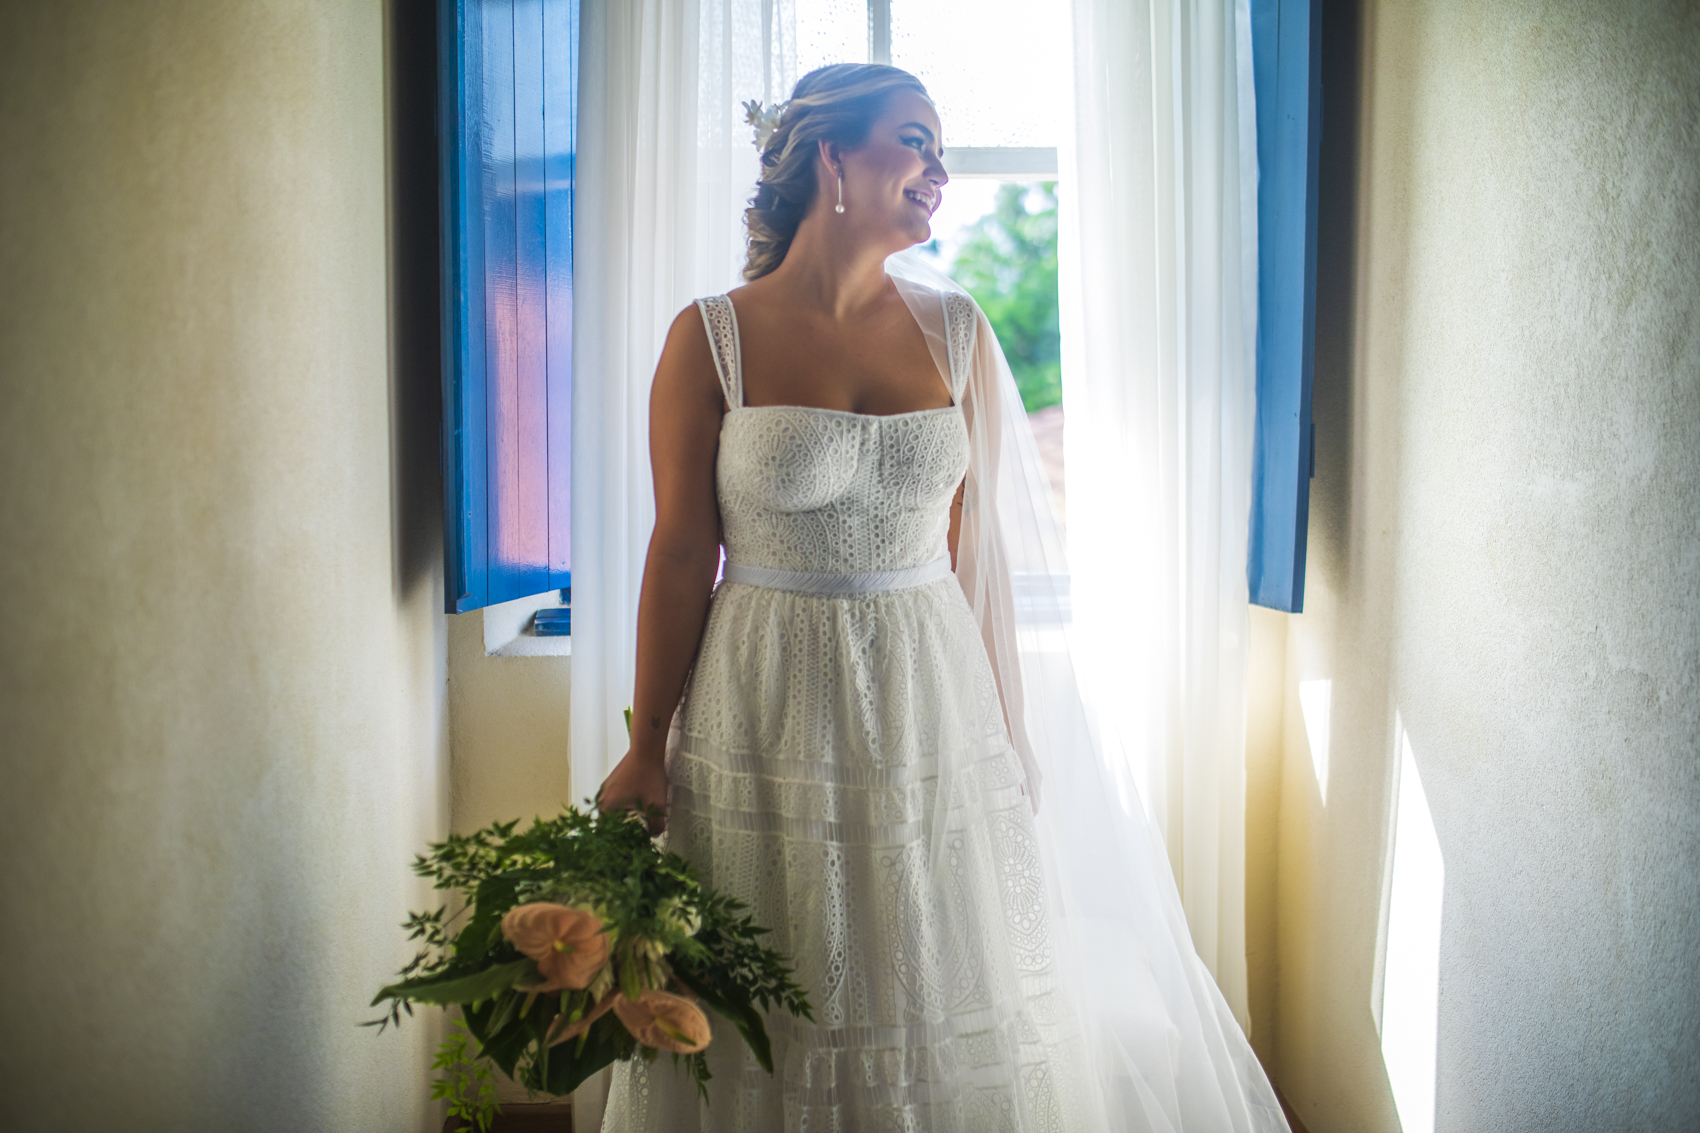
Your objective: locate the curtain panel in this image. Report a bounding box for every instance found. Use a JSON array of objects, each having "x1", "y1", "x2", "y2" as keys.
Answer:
[
  {"x1": 1060, "y1": 0, "x2": 1260, "y2": 1025},
  {"x1": 569, "y1": 0, "x2": 797, "y2": 841},
  {"x1": 568, "y1": 3, "x2": 796, "y2": 1120}
]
